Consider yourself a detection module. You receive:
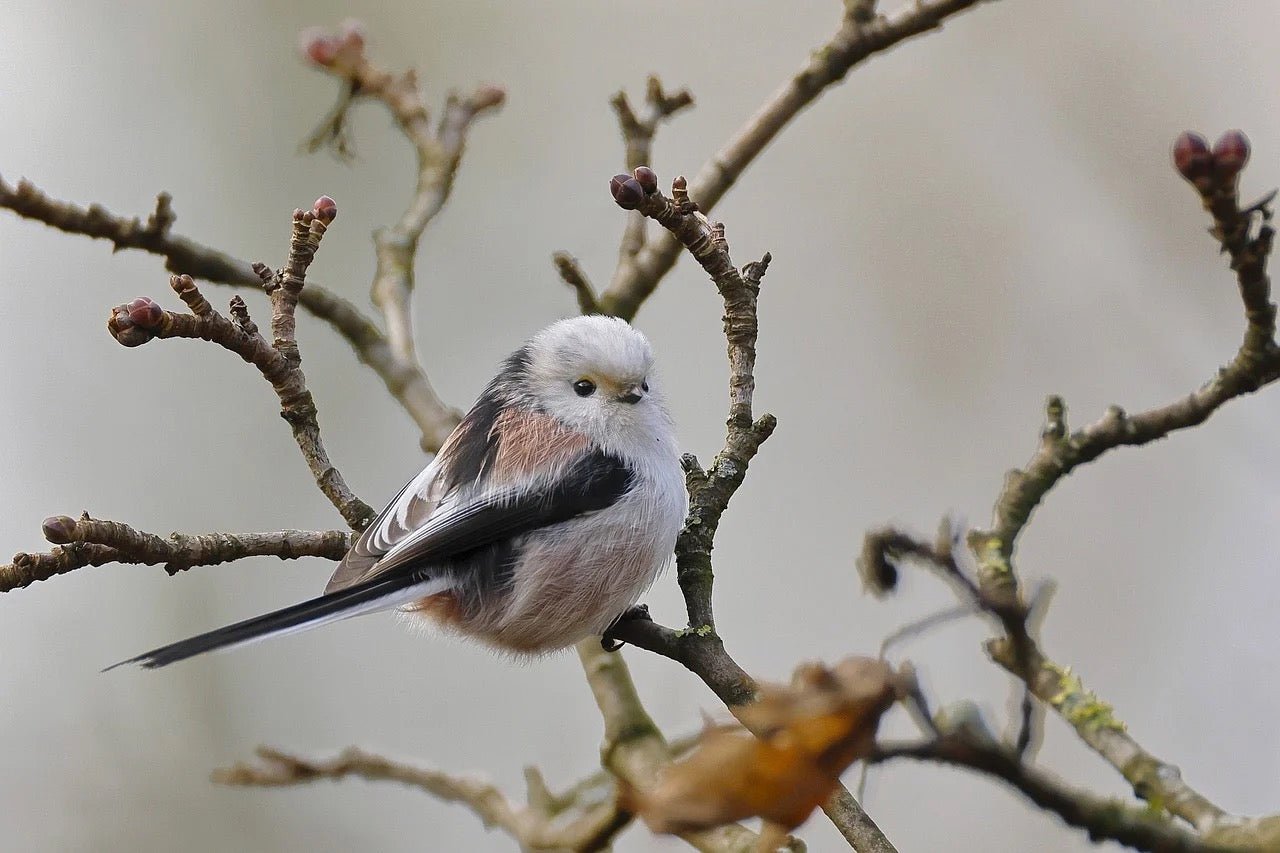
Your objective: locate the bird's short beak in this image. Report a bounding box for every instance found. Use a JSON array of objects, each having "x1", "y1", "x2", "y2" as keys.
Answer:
[{"x1": 617, "y1": 385, "x2": 645, "y2": 404}]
